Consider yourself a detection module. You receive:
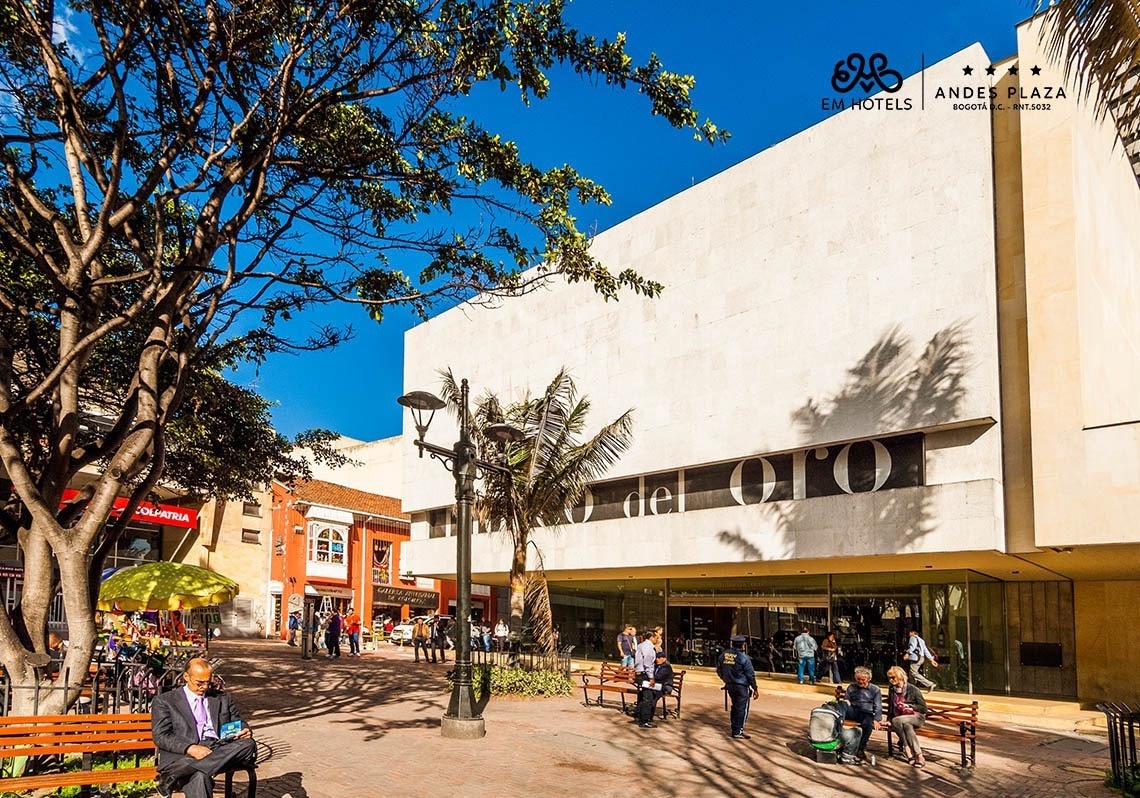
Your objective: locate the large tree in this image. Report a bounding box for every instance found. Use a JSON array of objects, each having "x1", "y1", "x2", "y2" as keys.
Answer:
[
  {"x1": 0, "y1": 0, "x2": 721, "y2": 712},
  {"x1": 443, "y1": 369, "x2": 633, "y2": 652}
]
